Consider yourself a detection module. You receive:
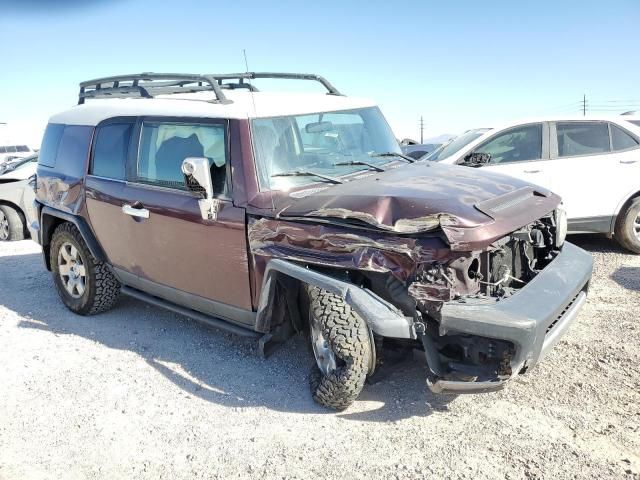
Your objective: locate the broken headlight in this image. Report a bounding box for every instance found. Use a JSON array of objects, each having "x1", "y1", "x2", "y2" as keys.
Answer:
[{"x1": 555, "y1": 208, "x2": 567, "y2": 247}]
